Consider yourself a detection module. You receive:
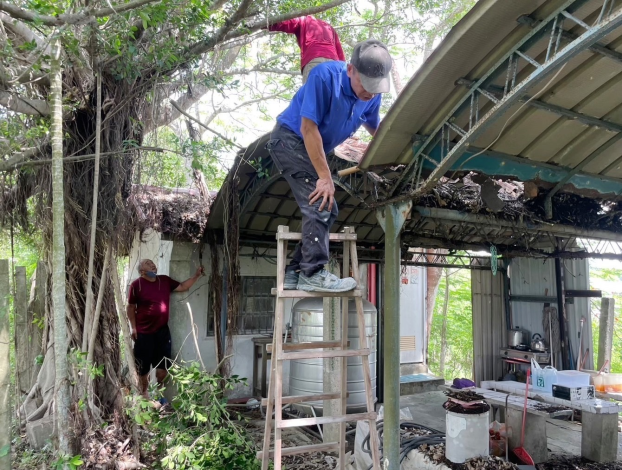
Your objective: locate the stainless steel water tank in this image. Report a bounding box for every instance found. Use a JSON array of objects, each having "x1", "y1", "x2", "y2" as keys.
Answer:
[{"x1": 289, "y1": 297, "x2": 377, "y2": 414}]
